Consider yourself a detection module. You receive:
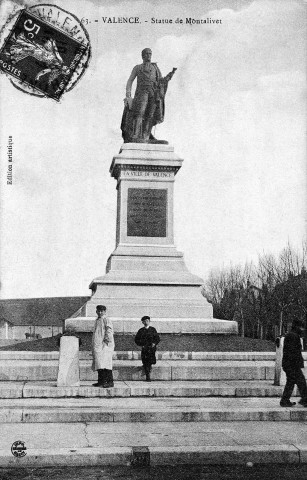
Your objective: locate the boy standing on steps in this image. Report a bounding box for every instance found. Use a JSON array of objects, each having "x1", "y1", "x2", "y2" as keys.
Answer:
[
  {"x1": 92, "y1": 305, "x2": 115, "y2": 388},
  {"x1": 135, "y1": 316, "x2": 160, "y2": 382}
]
